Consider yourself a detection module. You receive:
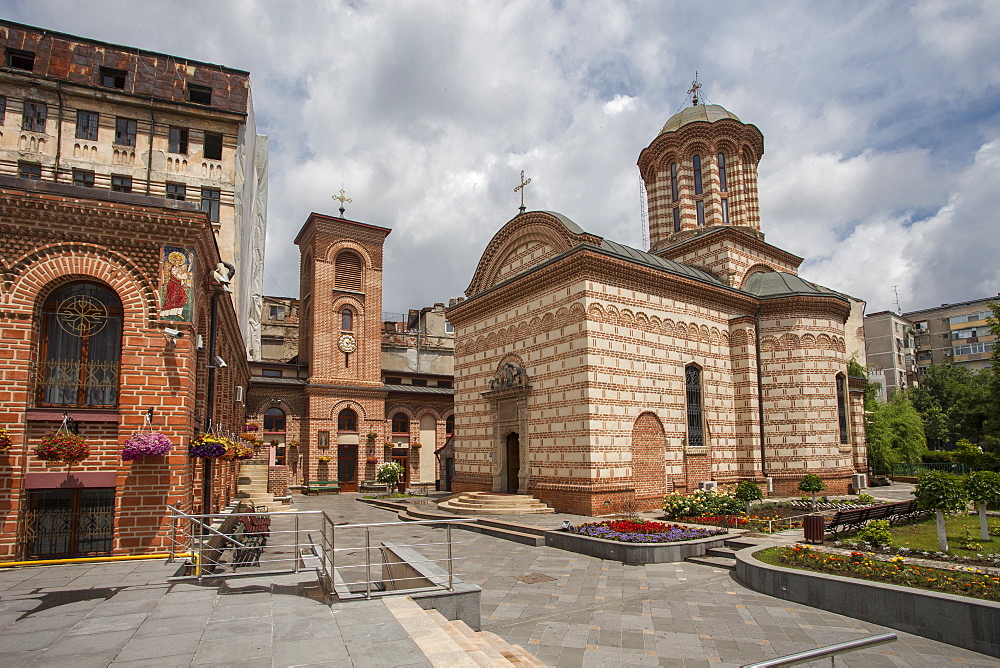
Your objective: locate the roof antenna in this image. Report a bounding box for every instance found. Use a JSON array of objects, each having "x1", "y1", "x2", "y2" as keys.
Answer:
[
  {"x1": 687, "y1": 72, "x2": 702, "y2": 106},
  {"x1": 892, "y1": 285, "x2": 903, "y2": 314}
]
